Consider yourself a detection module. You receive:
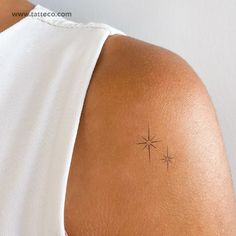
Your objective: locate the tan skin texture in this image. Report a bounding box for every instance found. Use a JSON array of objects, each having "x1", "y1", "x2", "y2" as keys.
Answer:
[{"x1": 2, "y1": 1, "x2": 236, "y2": 235}]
